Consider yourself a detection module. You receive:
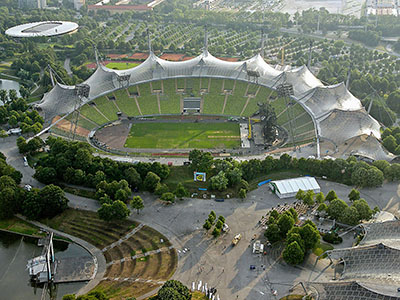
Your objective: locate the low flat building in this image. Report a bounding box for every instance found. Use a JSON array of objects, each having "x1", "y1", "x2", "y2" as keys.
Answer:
[{"x1": 269, "y1": 177, "x2": 320, "y2": 199}]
